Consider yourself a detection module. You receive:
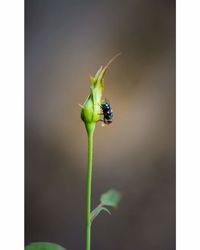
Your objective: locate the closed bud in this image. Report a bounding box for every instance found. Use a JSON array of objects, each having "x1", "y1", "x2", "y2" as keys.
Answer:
[{"x1": 81, "y1": 54, "x2": 121, "y2": 134}]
